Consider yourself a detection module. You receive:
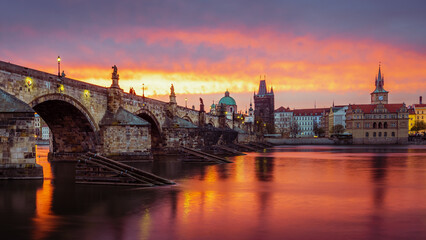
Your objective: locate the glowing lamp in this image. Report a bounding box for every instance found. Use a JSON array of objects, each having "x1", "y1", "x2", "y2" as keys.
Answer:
[
  {"x1": 26, "y1": 77, "x2": 32, "y2": 86},
  {"x1": 59, "y1": 84, "x2": 64, "y2": 92},
  {"x1": 57, "y1": 56, "x2": 61, "y2": 62},
  {"x1": 84, "y1": 89, "x2": 90, "y2": 97}
]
